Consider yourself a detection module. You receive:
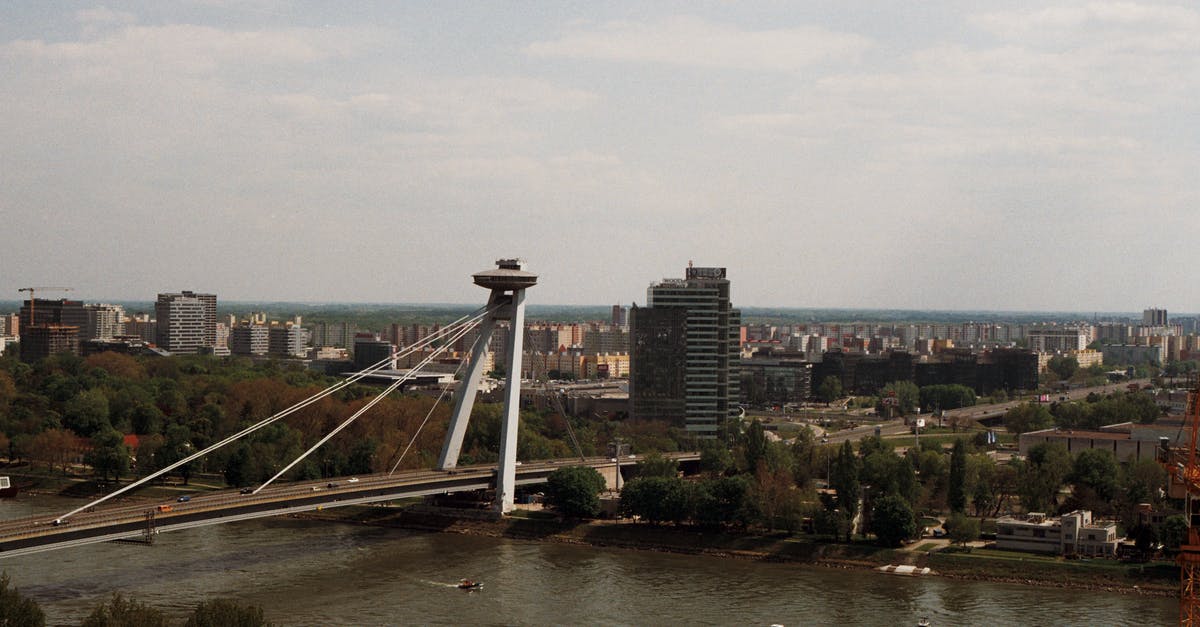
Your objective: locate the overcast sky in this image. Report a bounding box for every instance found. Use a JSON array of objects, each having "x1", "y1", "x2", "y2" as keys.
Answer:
[{"x1": 2, "y1": 2, "x2": 1196, "y2": 312}]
